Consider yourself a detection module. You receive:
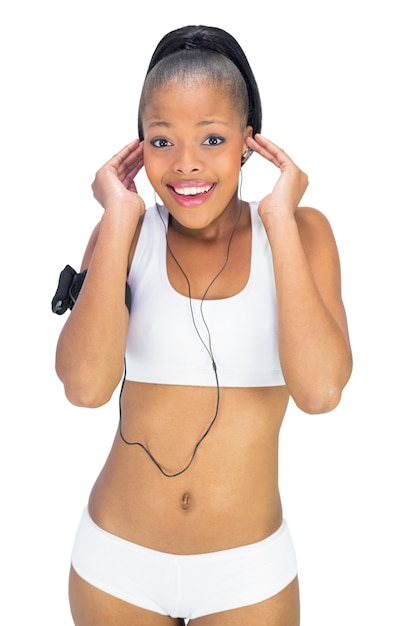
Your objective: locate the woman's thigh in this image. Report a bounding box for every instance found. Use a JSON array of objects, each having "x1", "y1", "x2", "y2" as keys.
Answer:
[
  {"x1": 69, "y1": 567, "x2": 185, "y2": 626},
  {"x1": 189, "y1": 577, "x2": 300, "y2": 626}
]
